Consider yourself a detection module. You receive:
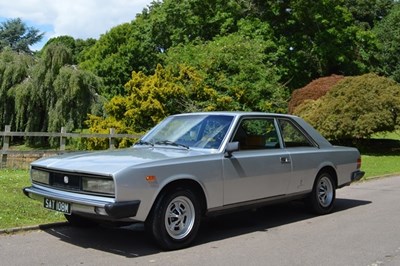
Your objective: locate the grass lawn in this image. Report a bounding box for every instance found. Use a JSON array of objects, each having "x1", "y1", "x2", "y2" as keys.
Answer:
[
  {"x1": 0, "y1": 168, "x2": 64, "y2": 230},
  {"x1": 361, "y1": 130, "x2": 400, "y2": 178},
  {"x1": 362, "y1": 155, "x2": 400, "y2": 179}
]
